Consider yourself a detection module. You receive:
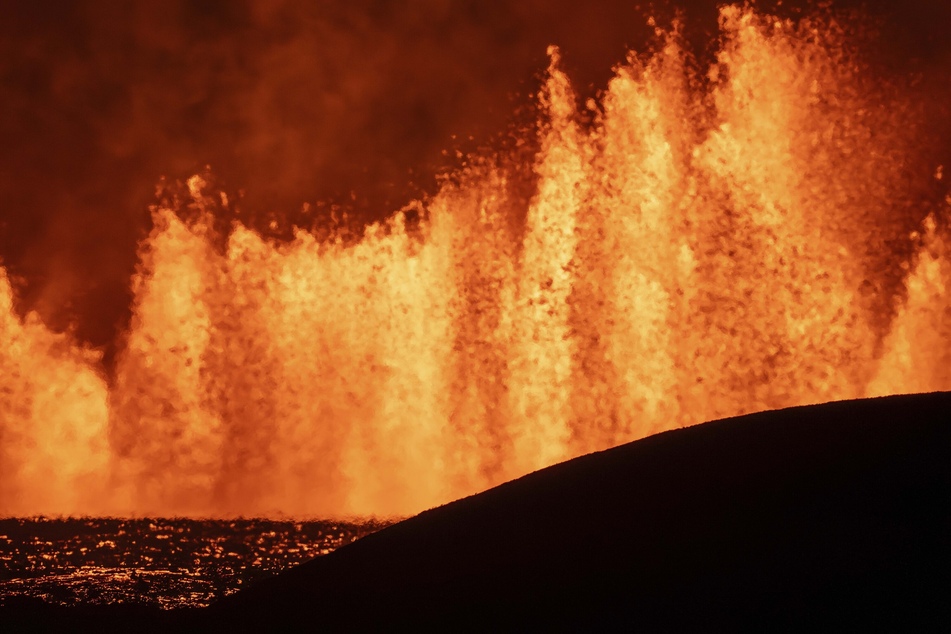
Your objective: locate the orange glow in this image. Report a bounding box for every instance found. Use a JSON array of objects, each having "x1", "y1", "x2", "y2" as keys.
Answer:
[
  {"x1": 0, "y1": 269, "x2": 110, "y2": 516},
  {"x1": 1, "y1": 6, "x2": 948, "y2": 518},
  {"x1": 868, "y1": 214, "x2": 951, "y2": 396}
]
